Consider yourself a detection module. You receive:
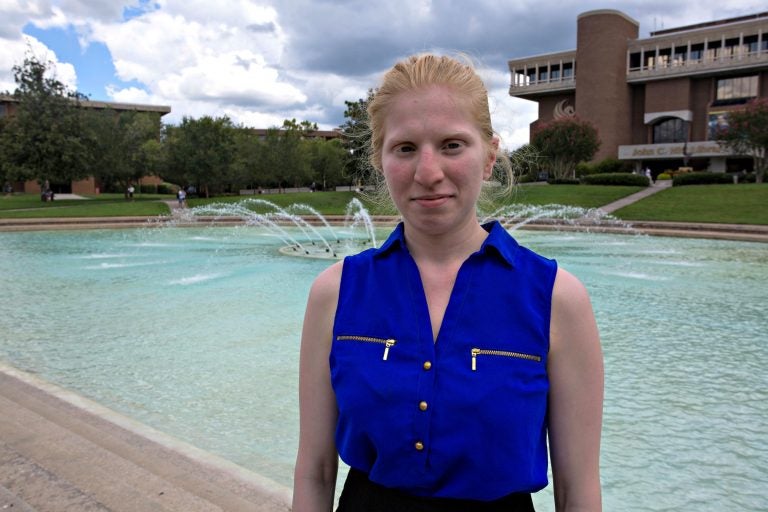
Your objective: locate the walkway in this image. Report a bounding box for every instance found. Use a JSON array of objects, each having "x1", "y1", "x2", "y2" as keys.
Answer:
[
  {"x1": 598, "y1": 179, "x2": 671, "y2": 214},
  {"x1": 0, "y1": 364, "x2": 291, "y2": 512}
]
